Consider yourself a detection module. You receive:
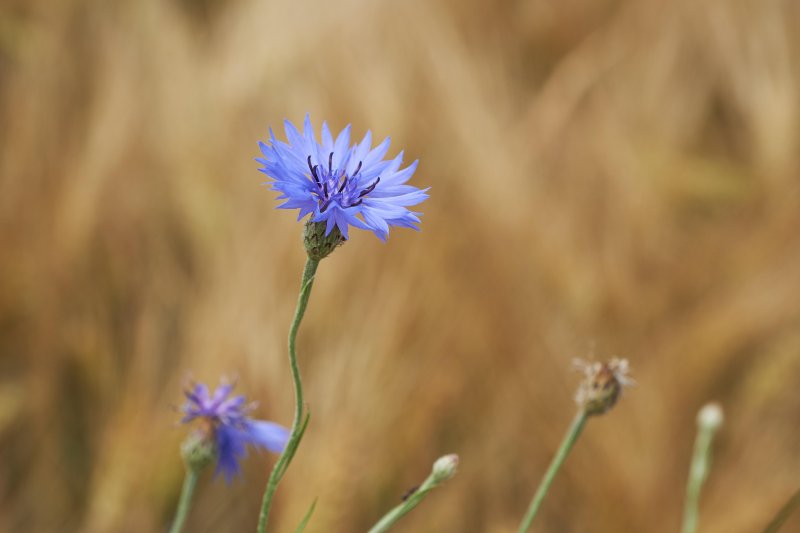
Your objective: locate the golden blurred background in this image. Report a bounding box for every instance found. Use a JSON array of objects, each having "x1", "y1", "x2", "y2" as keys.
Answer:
[{"x1": 2, "y1": 0, "x2": 800, "y2": 531}]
